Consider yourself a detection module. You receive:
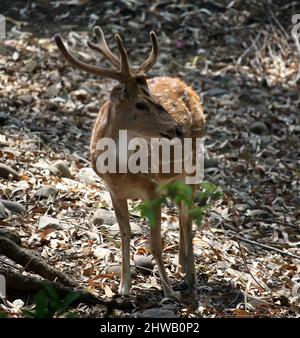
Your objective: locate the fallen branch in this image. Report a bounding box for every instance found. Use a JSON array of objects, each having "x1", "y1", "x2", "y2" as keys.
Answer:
[
  {"x1": 0, "y1": 266, "x2": 132, "y2": 313},
  {"x1": 0, "y1": 236, "x2": 75, "y2": 287}
]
